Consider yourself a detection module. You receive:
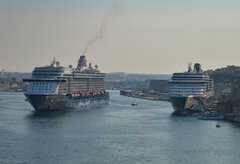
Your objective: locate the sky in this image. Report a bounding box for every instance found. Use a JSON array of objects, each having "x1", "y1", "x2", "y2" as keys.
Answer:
[{"x1": 0, "y1": 0, "x2": 240, "y2": 74}]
